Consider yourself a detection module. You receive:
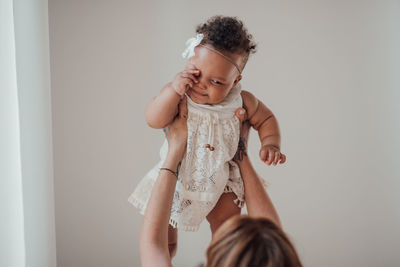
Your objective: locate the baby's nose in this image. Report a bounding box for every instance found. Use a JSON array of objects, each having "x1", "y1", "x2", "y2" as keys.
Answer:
[{"x1": 196, "y1": 75, "x2": 207, "y2": 90}]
